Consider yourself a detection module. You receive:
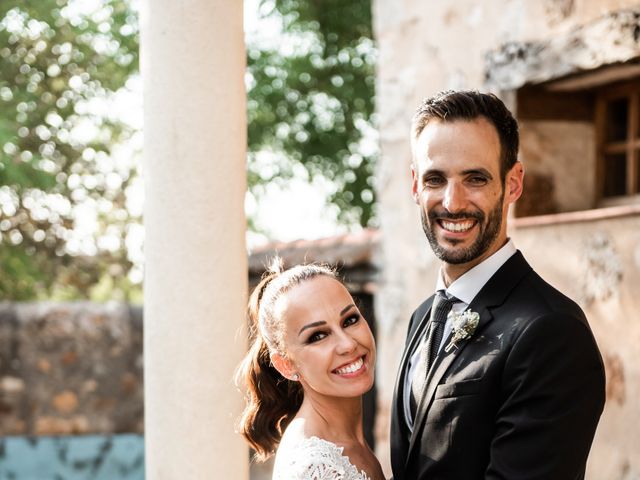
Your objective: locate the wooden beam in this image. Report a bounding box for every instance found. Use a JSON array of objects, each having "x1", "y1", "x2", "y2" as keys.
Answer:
[
  {"x1": 628, "y1": 92, "x2": 638, "y2": 194},
  {"x1": 595, "y1": 97, "x2": 606, "y2": 202},
  {"x1": 543, "y1": 63, "x2": 640, "y2": 91},
  {"x1": 516, "y1": 87, "x2": 594, "y2": 121}
]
